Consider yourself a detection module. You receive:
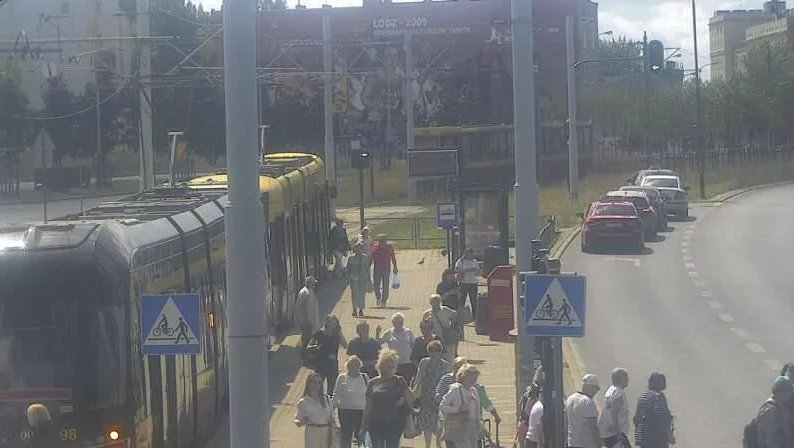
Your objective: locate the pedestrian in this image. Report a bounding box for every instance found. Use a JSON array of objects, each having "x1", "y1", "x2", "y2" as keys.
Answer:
[
  {"x1": 436, "y1": 268, "x2": 461, "y2": 310},
  {"x1": 413, "y1": 340, "x2": 452, "y2": 448},
  {"x1": 422, "y1": 294, "x2": 459, "y2": 362},
  {"x1": 371, "y1": 233, "x2": 398, "y2": 307},
  {"x1": 329, "y1": 217, "x2": 352, "y2": 278},
  {"x1": 333, "y1": 356, "x2": 370, "y2": 448},
  {"x1": 296, "y1": 372, "x2": 334, "y2": 448},
  {"x1": 375, "y1": 312, "x2": 416, "y2": 385},
  {"x1": 453, "y1": 247, "x2": 480, "y2": 320},
  {"x1": 439, "y1": 364, "x2": 483, "y2": 448},
  {"x1": 347, "y1": 321, "x2": 381, "y2": 379},
  {"x1": 634, "y1": 372, "x2": 674, "y2": 448},
  {"x1": 780, "y1": 362, "x2": 794, "y2": 438},
  {"x1": 754, "y1": 376, "x2": 794, "y2": 448},
  {"x1": 599, "y1": 368, "x2": 631, "y2": 448},
  {"x1": 435, "y1": 356, "x2": 470, "y2": 410},
  {"x1": 445, "y1": 365, "x2": 501, "y2": 443},
  {"x1": 358, "y1": 226, "x2": 374, "y2": 253},
  {"x1": 296, "y1": 276, "x2": 321, "y2": 348},
  {"x1": 25, "y1": 403, "x2": 60, "y2": 448},
  {"x1": 565, "y1": 374, "x2": 600, "y2": 448},
  {"x1": 346, "y1": 241, "x2": 371, "y2": 317},
  {"x1": 410, "y1": 318, "x2": 443, "y2": 364},
  {"x1": 524, "y1": 384, "x2": 544, "y2": 448},
  {"x1": 307, "y1": 315, "x2": 348, "y2": 395},
  {"x1": 359, "y1": 349, "x2": 413, "y2": 448}
]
